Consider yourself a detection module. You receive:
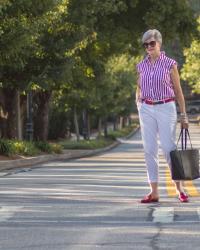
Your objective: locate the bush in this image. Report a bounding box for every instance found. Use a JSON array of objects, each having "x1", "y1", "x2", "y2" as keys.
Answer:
[
  {"x1": 50, "y1": 143, "x2": 63, "y2": 154},
  {"x1": 34, "y1": 141, "x2": 63, "y2": 154},
  {"x1": 107, "y1": 123, "x2": 138, "y2": 140},
  {"x1": 0, "y1": 139, "x2": 63, "y2": 157},
  {"x1": 60, "y1": 138, "x2": 114, "y2": 150},
  {"x1": 12, "y1": 141, "x2": 39, "y2": 156},
  {"x1": 0, "y1": 139, "x2": 13, "y2": 156},
  {"x1": 34, "y1": 141, "x2": 52, "y2": 153}
]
